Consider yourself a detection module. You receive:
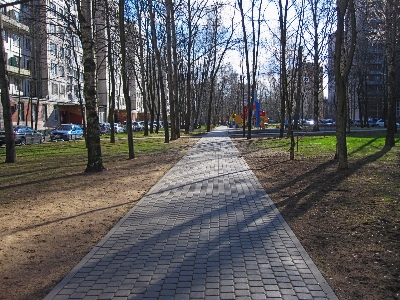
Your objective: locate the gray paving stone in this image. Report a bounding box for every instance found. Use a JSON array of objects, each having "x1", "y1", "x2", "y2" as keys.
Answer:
[{"x1": 44, "y1": 127, "x2": 338, "y2": 300}]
